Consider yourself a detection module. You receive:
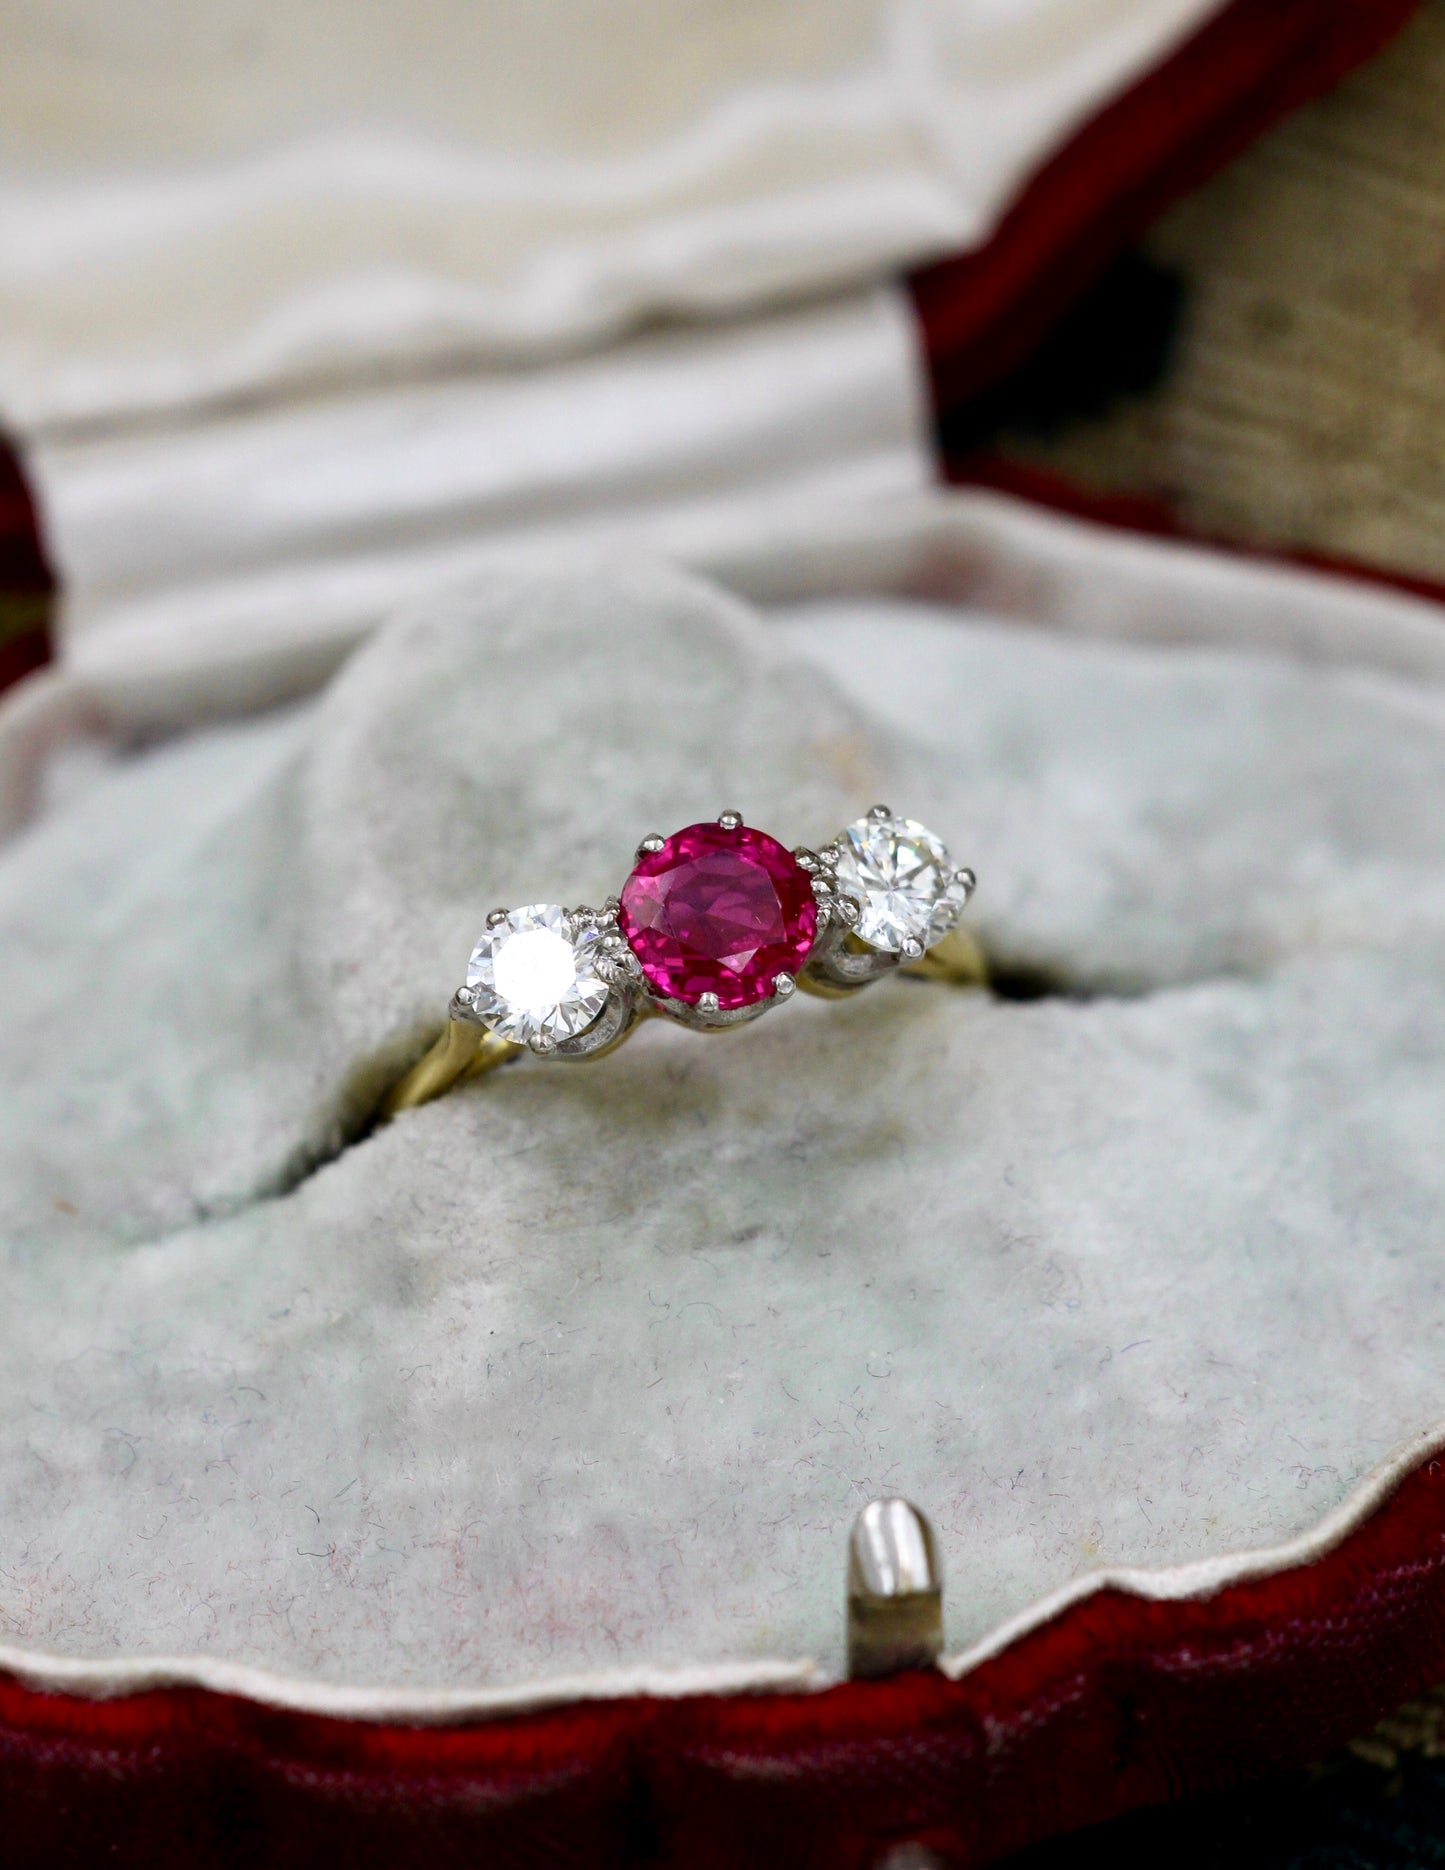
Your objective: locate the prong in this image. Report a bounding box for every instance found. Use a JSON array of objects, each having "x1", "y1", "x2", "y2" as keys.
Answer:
[
  {"x1": 597, "y1": 947, "x2": 635, "y2": 987},
  {"x1": 955, "y1": 866, "x2": 976, "y2": 896},
  {"x1": 837, "y1": 895, "x2": 860, "y2": 925},
  {"x1": 637, "y1": 834, "x2": 666, "y2": 858},
  {"x1": 601, "y1": 932, "x2": 640, "y2": 973},
  {"x1": 819, "y1": 844, "x2": 840, "y2": 870},
  {"x1": 901, "y1": 937, "x2": 925, "y2": 961},
  {"x1": 486, "y1": 908, "x2": 509, "y2": 929},
  {"x1": 869, "y1": 804, "x2": 892, "y2": 821},
  {"x1": 455, "y1": 985, "x2": 476, "y2": 1007},
  {"x1": 698, "y1": 991, "x2": 721, "y2": 1015},
  {"x1": 529, "y1": 1032, "x2": 559, "y2": 1056},
  {"x1": 772, "y1": 973, "x2": 795, "y2": 999},
  {"x1": 792, "y1": 845, "x2": 820, "y2": 873},
  {"x1": 717, "y1": 810, "x2": 743, "y2": 831}
]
